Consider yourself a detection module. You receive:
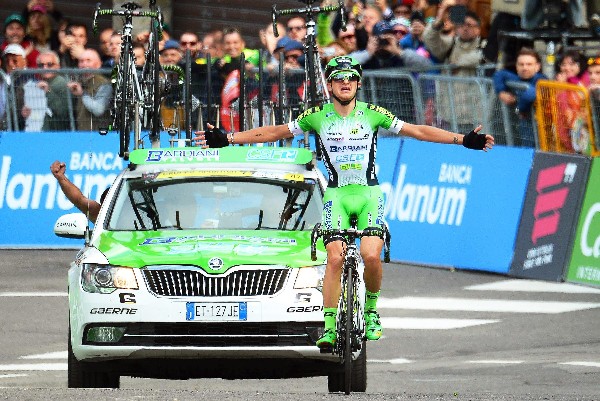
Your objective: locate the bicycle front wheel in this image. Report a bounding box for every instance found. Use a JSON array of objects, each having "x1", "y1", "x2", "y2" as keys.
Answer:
[{"x1": 343, "y1": 259, "x2": 355, "y2": 395}]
